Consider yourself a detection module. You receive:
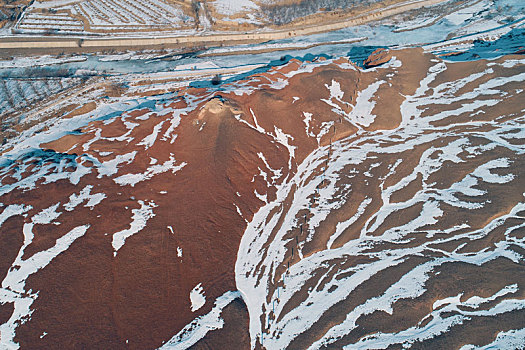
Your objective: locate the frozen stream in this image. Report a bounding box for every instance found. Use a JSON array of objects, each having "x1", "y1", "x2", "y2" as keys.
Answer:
[{"x1": 0, "y1": 0, "x2": 523, "y2": 77}]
